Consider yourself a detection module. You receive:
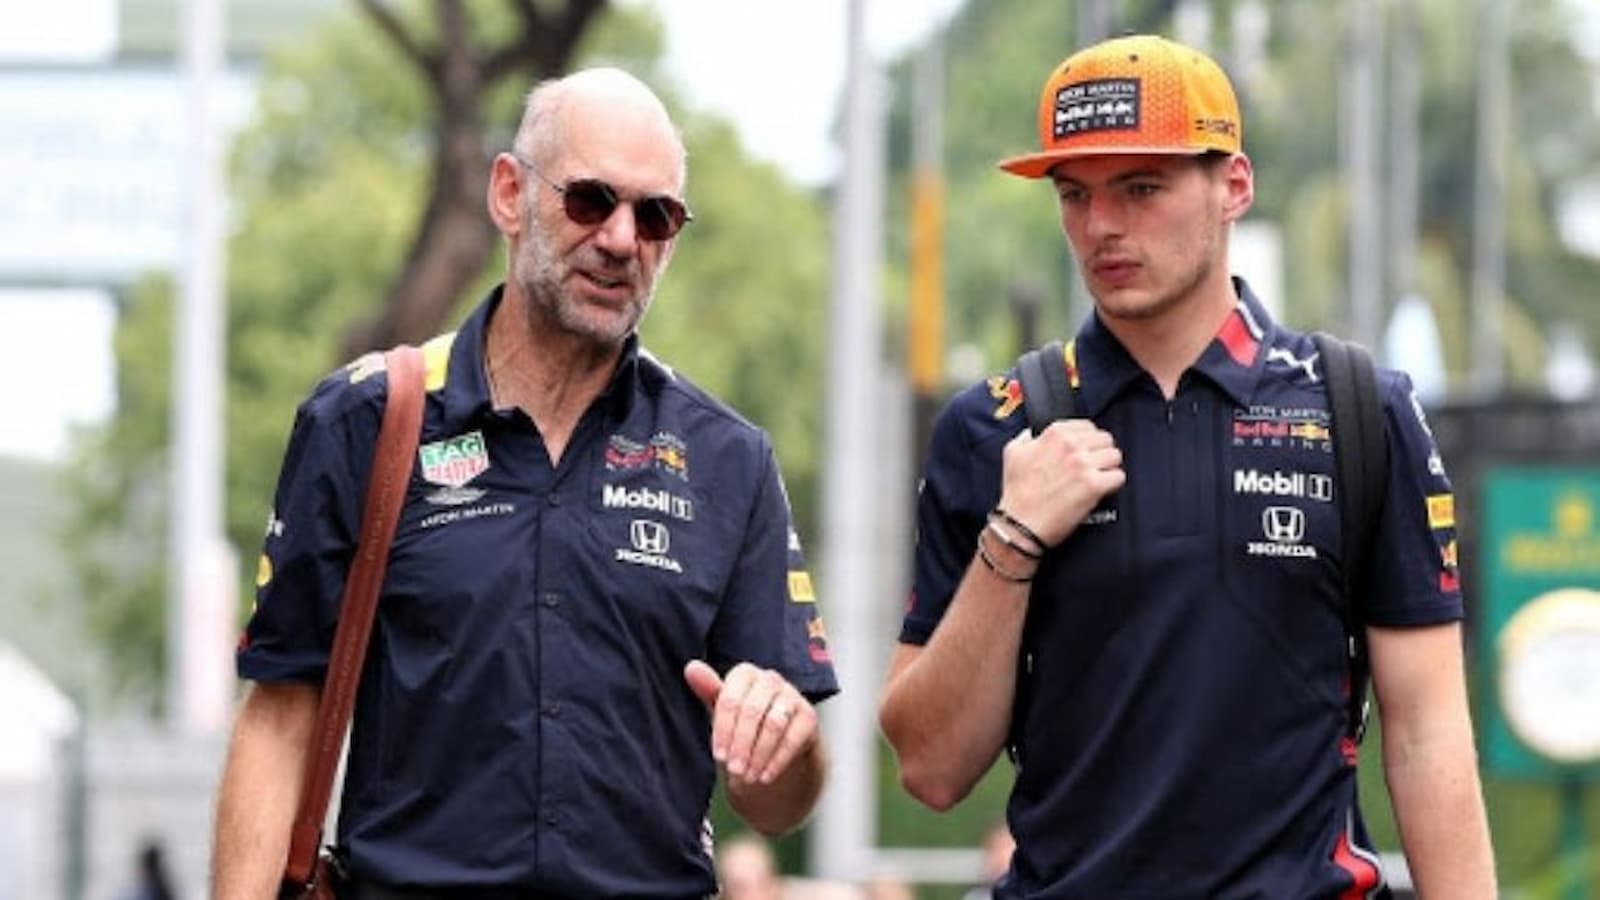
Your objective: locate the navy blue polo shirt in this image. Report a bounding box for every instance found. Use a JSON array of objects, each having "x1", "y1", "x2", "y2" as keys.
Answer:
[
  {"x1": 903, "y1": 279, "x2": 1461, "y2": 899},
  {"x1": 241, "y1": 286, "x2": 839, "y2": 897}
]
